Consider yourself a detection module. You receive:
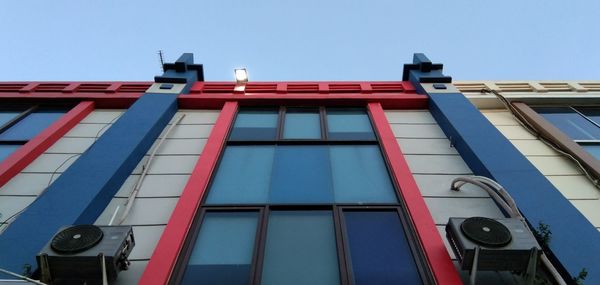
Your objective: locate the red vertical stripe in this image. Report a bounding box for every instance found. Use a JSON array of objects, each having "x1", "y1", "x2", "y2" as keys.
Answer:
[
  {"x1": 0, "y1": 101, "x2": 95, "y2": 188},
  {"x1": 368, "y1": 102, "x2": 462, "y2": 285},
  {"x1": 140, "y1": 101, "x2": 238, "y2": 285}
]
